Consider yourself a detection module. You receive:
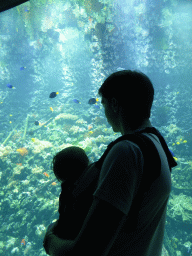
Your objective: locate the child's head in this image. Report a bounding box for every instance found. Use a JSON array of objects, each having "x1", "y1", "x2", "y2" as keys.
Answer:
[{"x1": 52, "y1": 146, "x2": 89, "y2": 182}]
